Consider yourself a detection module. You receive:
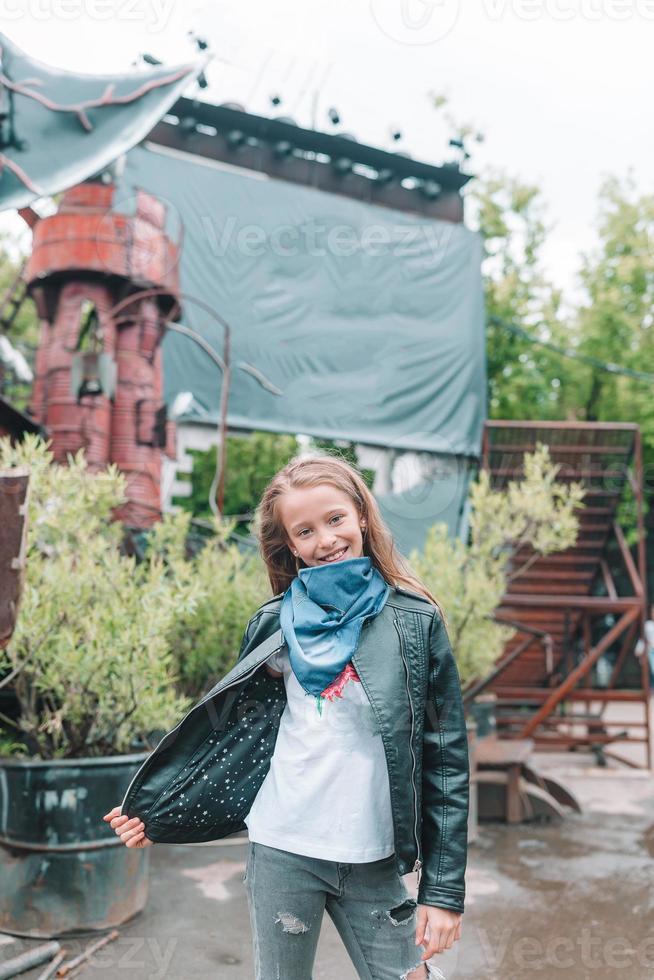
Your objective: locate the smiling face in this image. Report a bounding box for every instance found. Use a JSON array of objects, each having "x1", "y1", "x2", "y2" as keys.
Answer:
[{"x1": 278, "y1": 483, "x2": 366, "y2": 568}]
